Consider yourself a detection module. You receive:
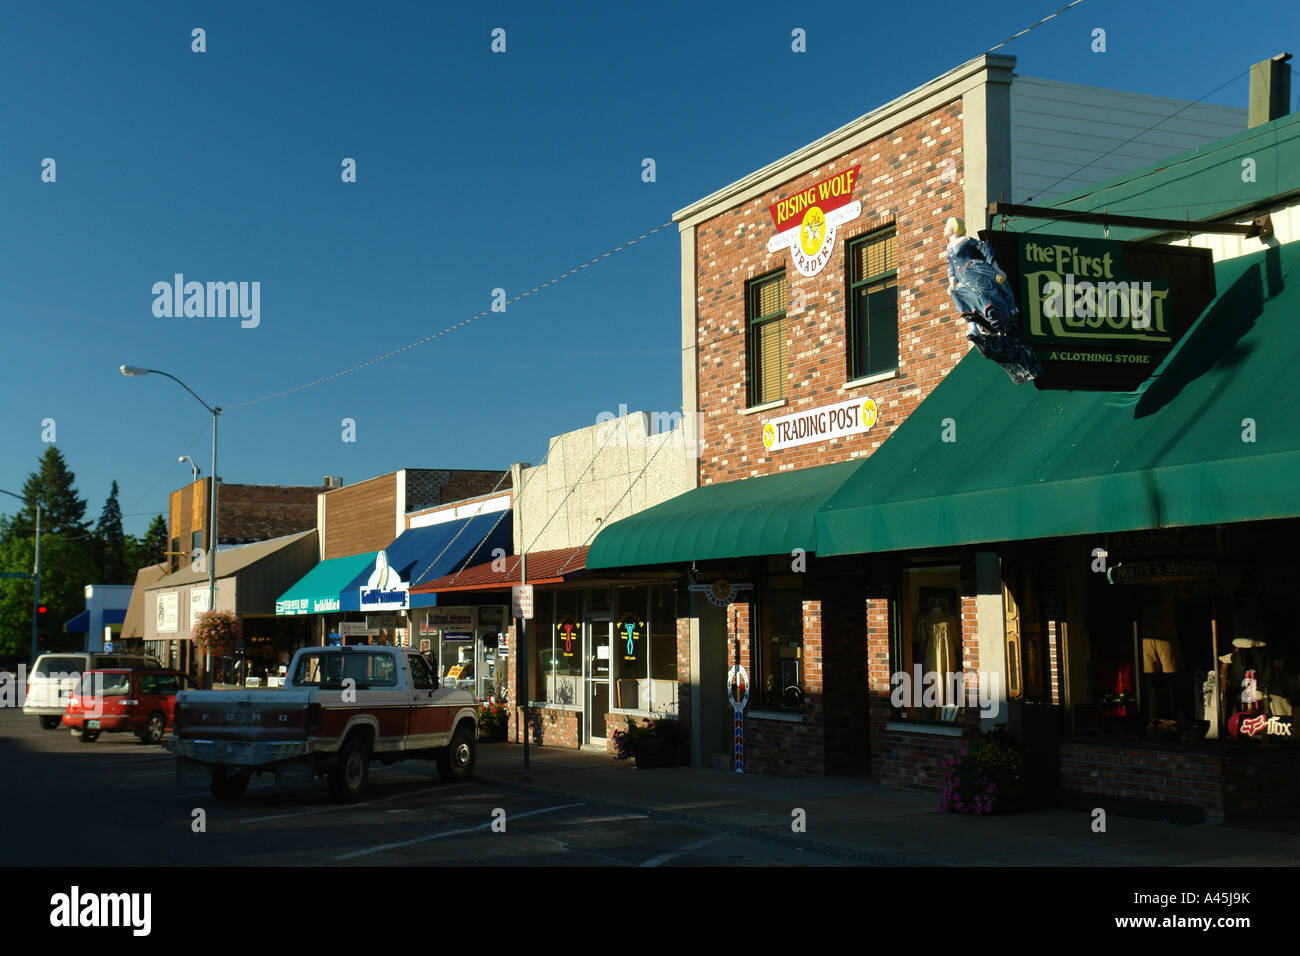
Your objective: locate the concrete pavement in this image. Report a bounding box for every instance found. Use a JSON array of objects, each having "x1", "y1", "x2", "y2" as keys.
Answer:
[{"x1": 476, "y1": 742, "x2": 1300, "y2": 866}]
